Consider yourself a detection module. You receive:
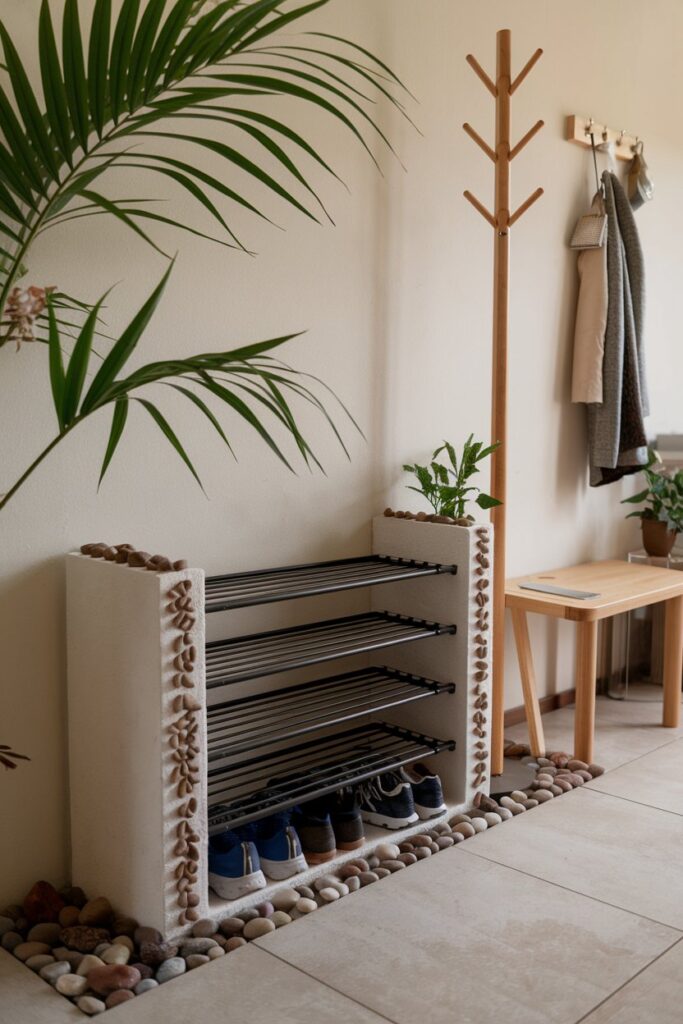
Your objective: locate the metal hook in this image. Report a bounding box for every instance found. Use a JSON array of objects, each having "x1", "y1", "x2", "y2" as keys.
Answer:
[{"x1": 589, "y1": 132, "x2": 603, "y2": 197}]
